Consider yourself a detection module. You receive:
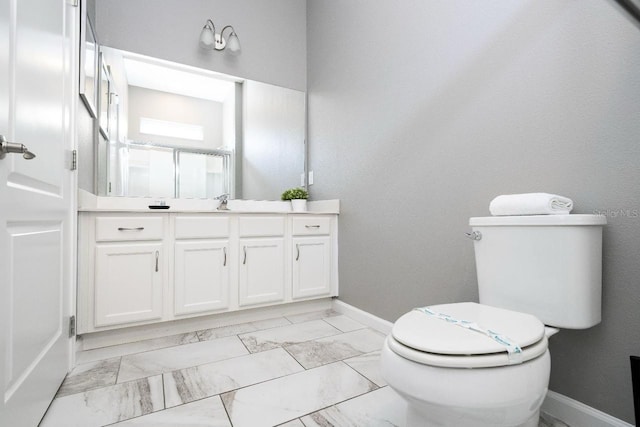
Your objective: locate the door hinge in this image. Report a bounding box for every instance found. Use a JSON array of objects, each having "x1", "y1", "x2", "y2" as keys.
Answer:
[
  {"x1": 67, "y1": 0, "x2": 79, "y2": 7},
  {"x1": 70, "y1": 149, "x2": 77, "y2": 171},
  {"x1": 69, "y1": 315, "x2": 76, "y2": 337}
]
